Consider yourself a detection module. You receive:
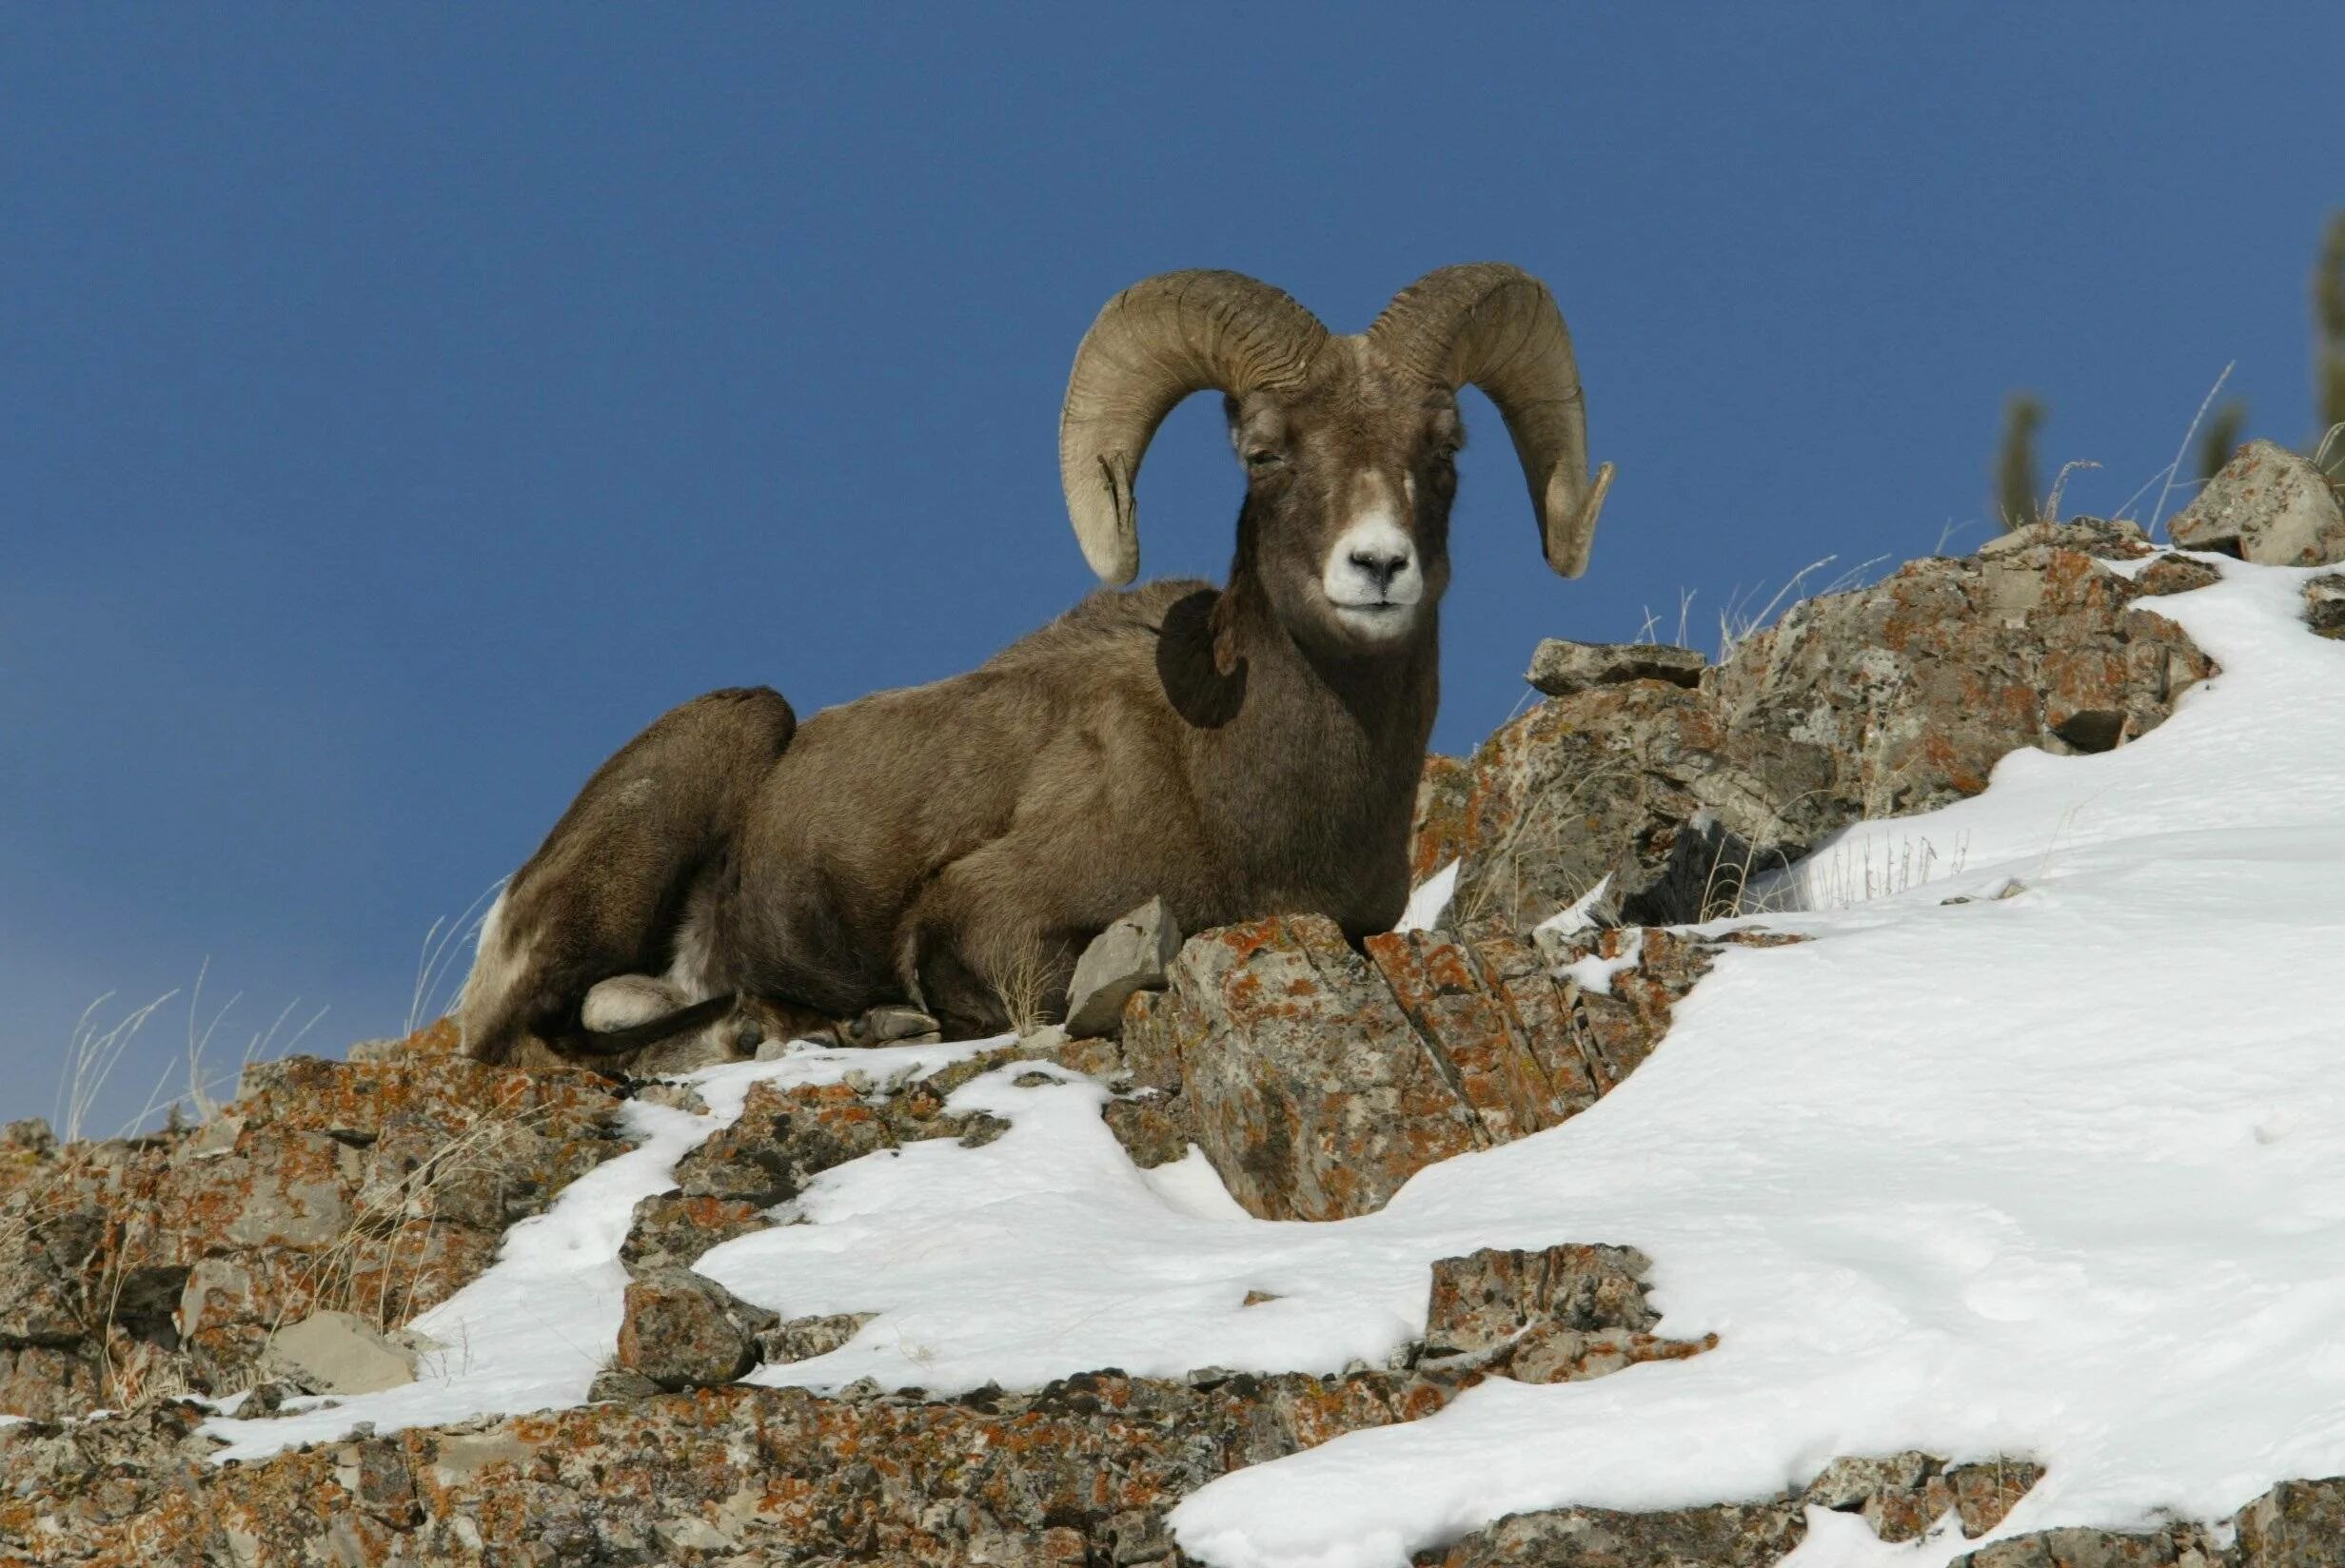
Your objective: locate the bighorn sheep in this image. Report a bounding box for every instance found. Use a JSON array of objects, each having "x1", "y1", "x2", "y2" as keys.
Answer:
[{"x1": 458, "y1": 264, "x2": 1611, "y2": 1066}]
